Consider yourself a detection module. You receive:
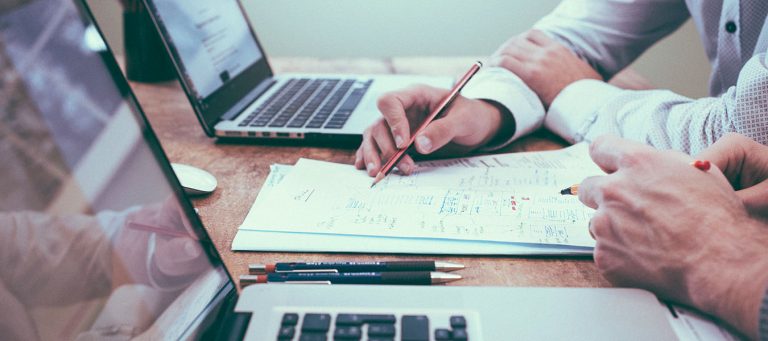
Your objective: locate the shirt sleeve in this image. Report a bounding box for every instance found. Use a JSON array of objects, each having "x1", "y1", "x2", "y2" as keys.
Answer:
[
  {"x1": 533, "y1": 0, "x2": 690, "y2": 79},
  {"x1": 545, "y1": 52, "x2": 768, "y2": 155},
  {"x1": 460, "y1": 66, "x2": 545, "y2": 149}
]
